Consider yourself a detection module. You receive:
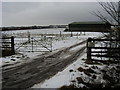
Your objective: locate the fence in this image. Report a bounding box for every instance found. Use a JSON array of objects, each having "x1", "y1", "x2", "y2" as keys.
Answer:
[
  {"x1": 1, "y1": 31, "x2": 83, "y2": 54},
  {"x1": 15, "y1": 36, "x2": 53, "y2": 52},
  {"x1": 13, "y1": 32, "x2": 73, "y2": 52},
  {"x1": 87, "y1": 38, "x2": 120, "y2": 60},
  {"x1": 14, "y1": 31, "x2": 57, "y2": 52},
  {"x1": 0, "y1": 36, "x2": 15, "y2": 56}
]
